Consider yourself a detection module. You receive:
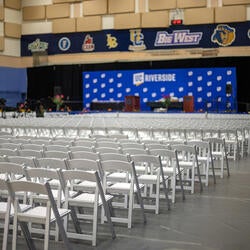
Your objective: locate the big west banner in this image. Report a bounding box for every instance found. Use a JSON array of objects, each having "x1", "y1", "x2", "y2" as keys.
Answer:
[{"x1": 21, "y1": 21, "x2": 250, "y2": 56}]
